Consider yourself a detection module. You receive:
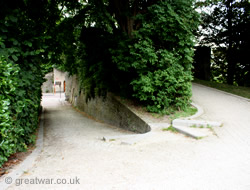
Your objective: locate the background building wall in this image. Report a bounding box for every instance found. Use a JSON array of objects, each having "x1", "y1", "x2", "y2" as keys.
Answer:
[
  {"x1": 53, "y1": 68, "x2": 66, "y2": 93},
  {"x1": 41, "y1": 72, "x2": 53, "y2": 93}
]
